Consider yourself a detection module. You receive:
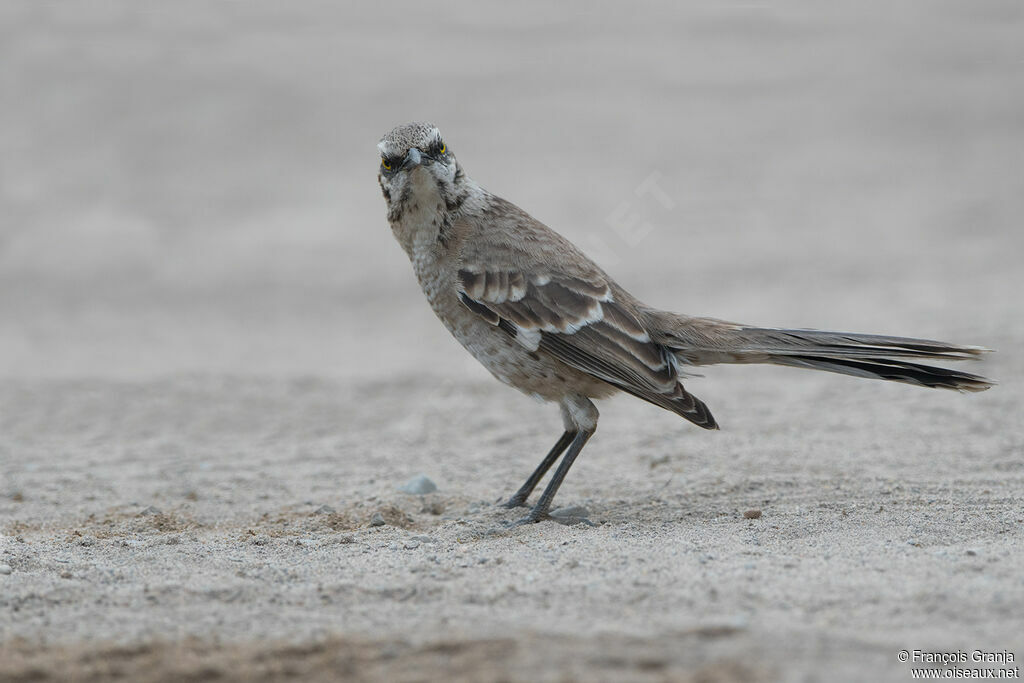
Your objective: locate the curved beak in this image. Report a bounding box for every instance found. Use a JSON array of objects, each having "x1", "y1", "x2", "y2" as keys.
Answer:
[{"x1": 401, "y1": 147, "x2": 422, "y2": 170}]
